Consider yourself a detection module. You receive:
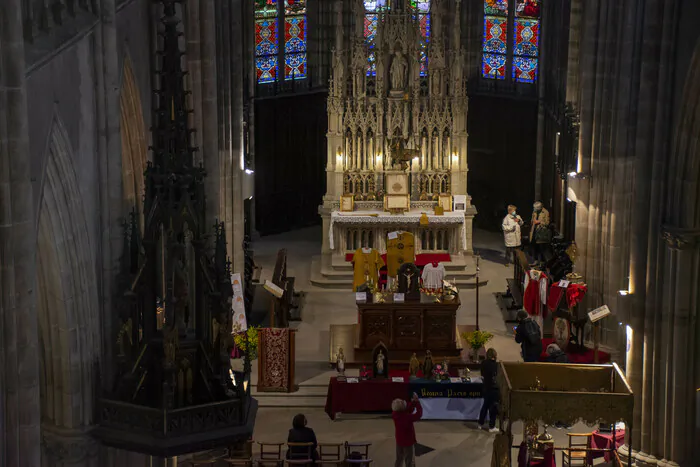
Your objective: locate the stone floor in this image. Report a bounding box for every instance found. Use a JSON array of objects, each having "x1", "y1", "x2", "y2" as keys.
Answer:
[{"x1": 246, "y1": 226, "x2": 607, "y2": 466}]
